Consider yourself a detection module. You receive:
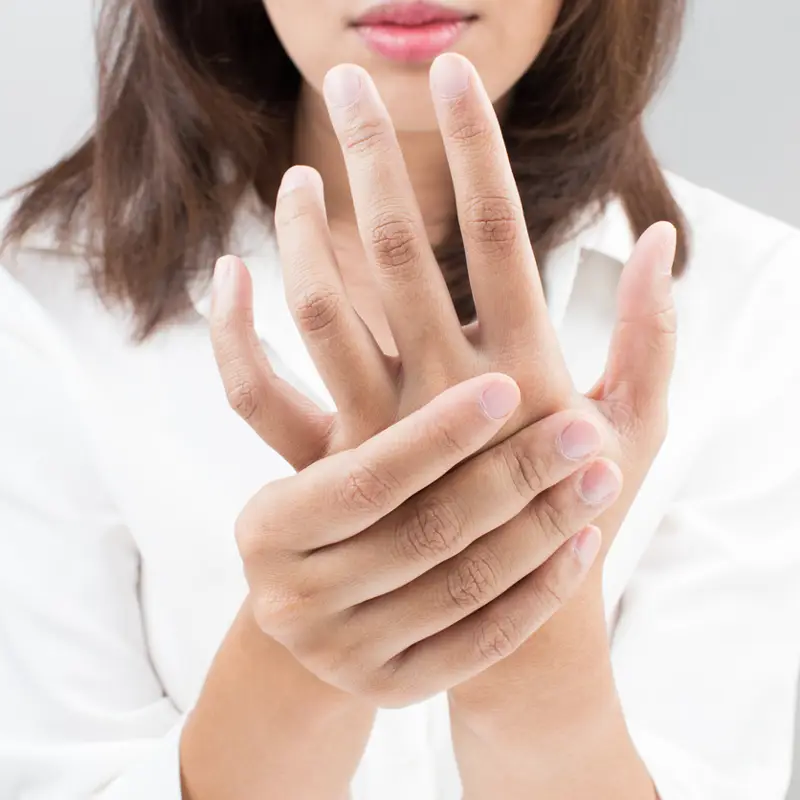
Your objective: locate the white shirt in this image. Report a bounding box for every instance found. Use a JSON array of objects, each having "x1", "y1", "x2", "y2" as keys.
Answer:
[{"x1": 1, "y1": 173, "x2": 800, "y2": 800}]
